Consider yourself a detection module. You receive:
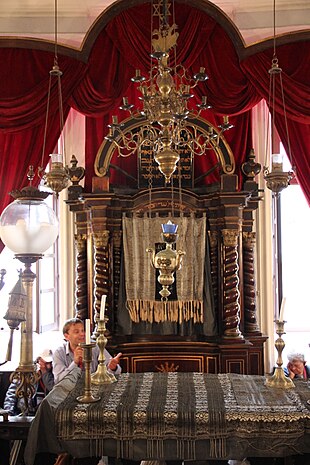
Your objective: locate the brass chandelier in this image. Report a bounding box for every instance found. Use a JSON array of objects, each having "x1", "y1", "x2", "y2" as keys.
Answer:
[{"x1": 106, "y1": 0, "x2": 233, "y2": 183}]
